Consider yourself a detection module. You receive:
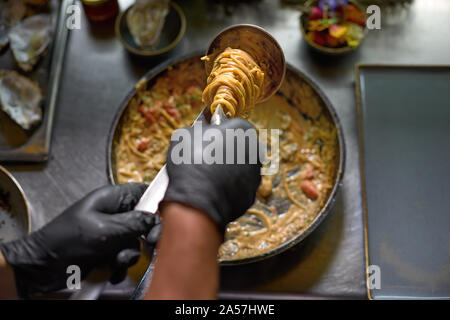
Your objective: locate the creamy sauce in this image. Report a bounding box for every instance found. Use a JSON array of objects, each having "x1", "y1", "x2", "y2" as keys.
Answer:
[{"x1": 114, "y1": 57, "x2": 338, "y2": 262}]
